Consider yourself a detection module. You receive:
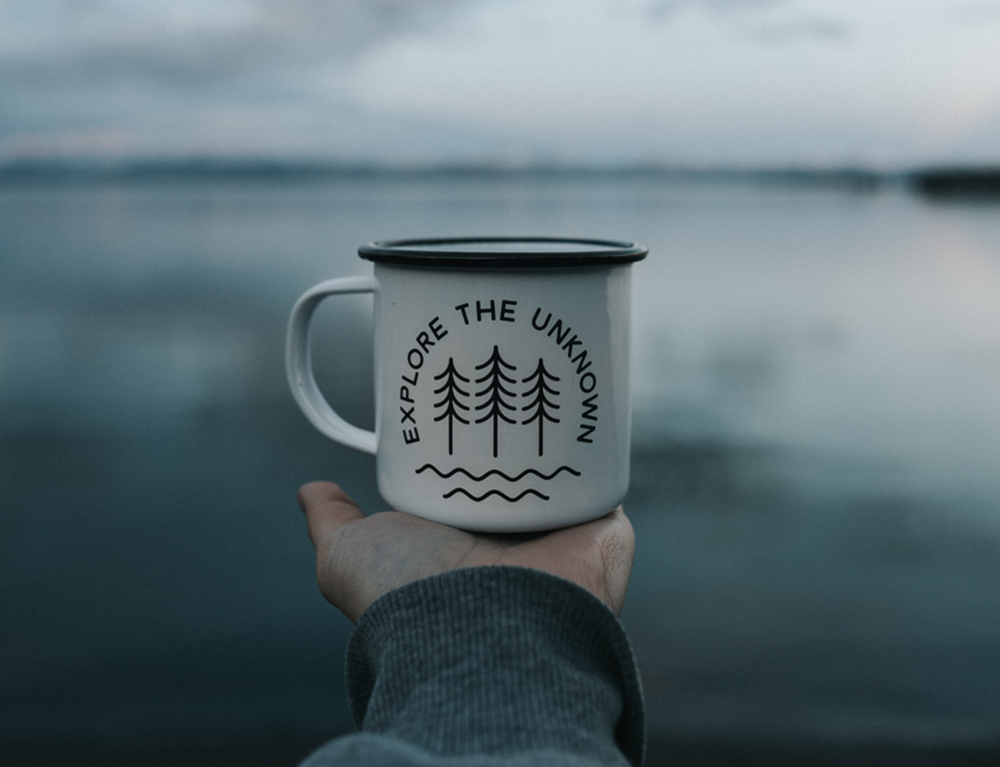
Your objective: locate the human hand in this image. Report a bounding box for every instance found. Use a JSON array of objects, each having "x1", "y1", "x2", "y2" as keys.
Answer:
[{"x1": 297, "y1": 481, "x2": 635, "y2": 622}]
